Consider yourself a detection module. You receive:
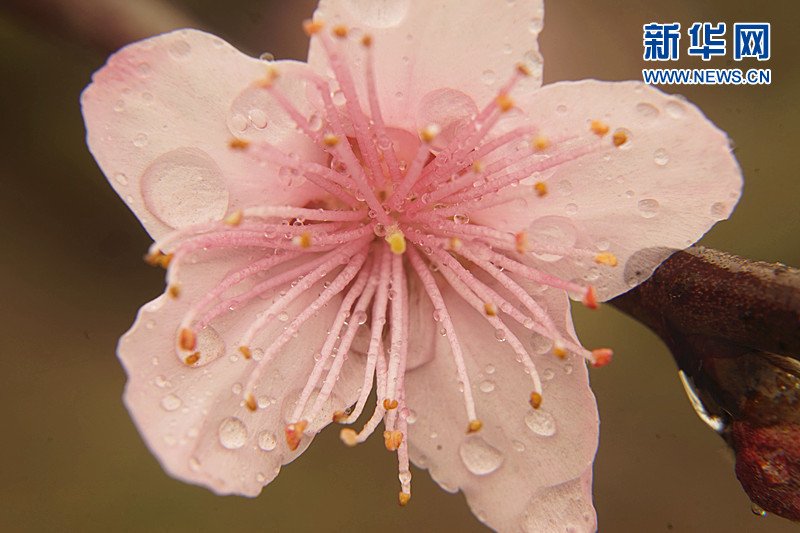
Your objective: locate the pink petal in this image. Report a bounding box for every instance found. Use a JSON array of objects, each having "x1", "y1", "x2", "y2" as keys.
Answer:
[
  {"x1": 119, "y1": 248, "x2": 364, "y2": 496},
  {"x1": 404, "y1": 281, "x2": 598, "y2": 532},
  {"x1": 471, "y1": 80, "x2": 743, "y2": 301},
  {"x1": 308, "y1": 0, "x2": 544, "y2": 132},
  {"x1": 82, "y1": 29, "x2": 327, "y2": 240}
]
